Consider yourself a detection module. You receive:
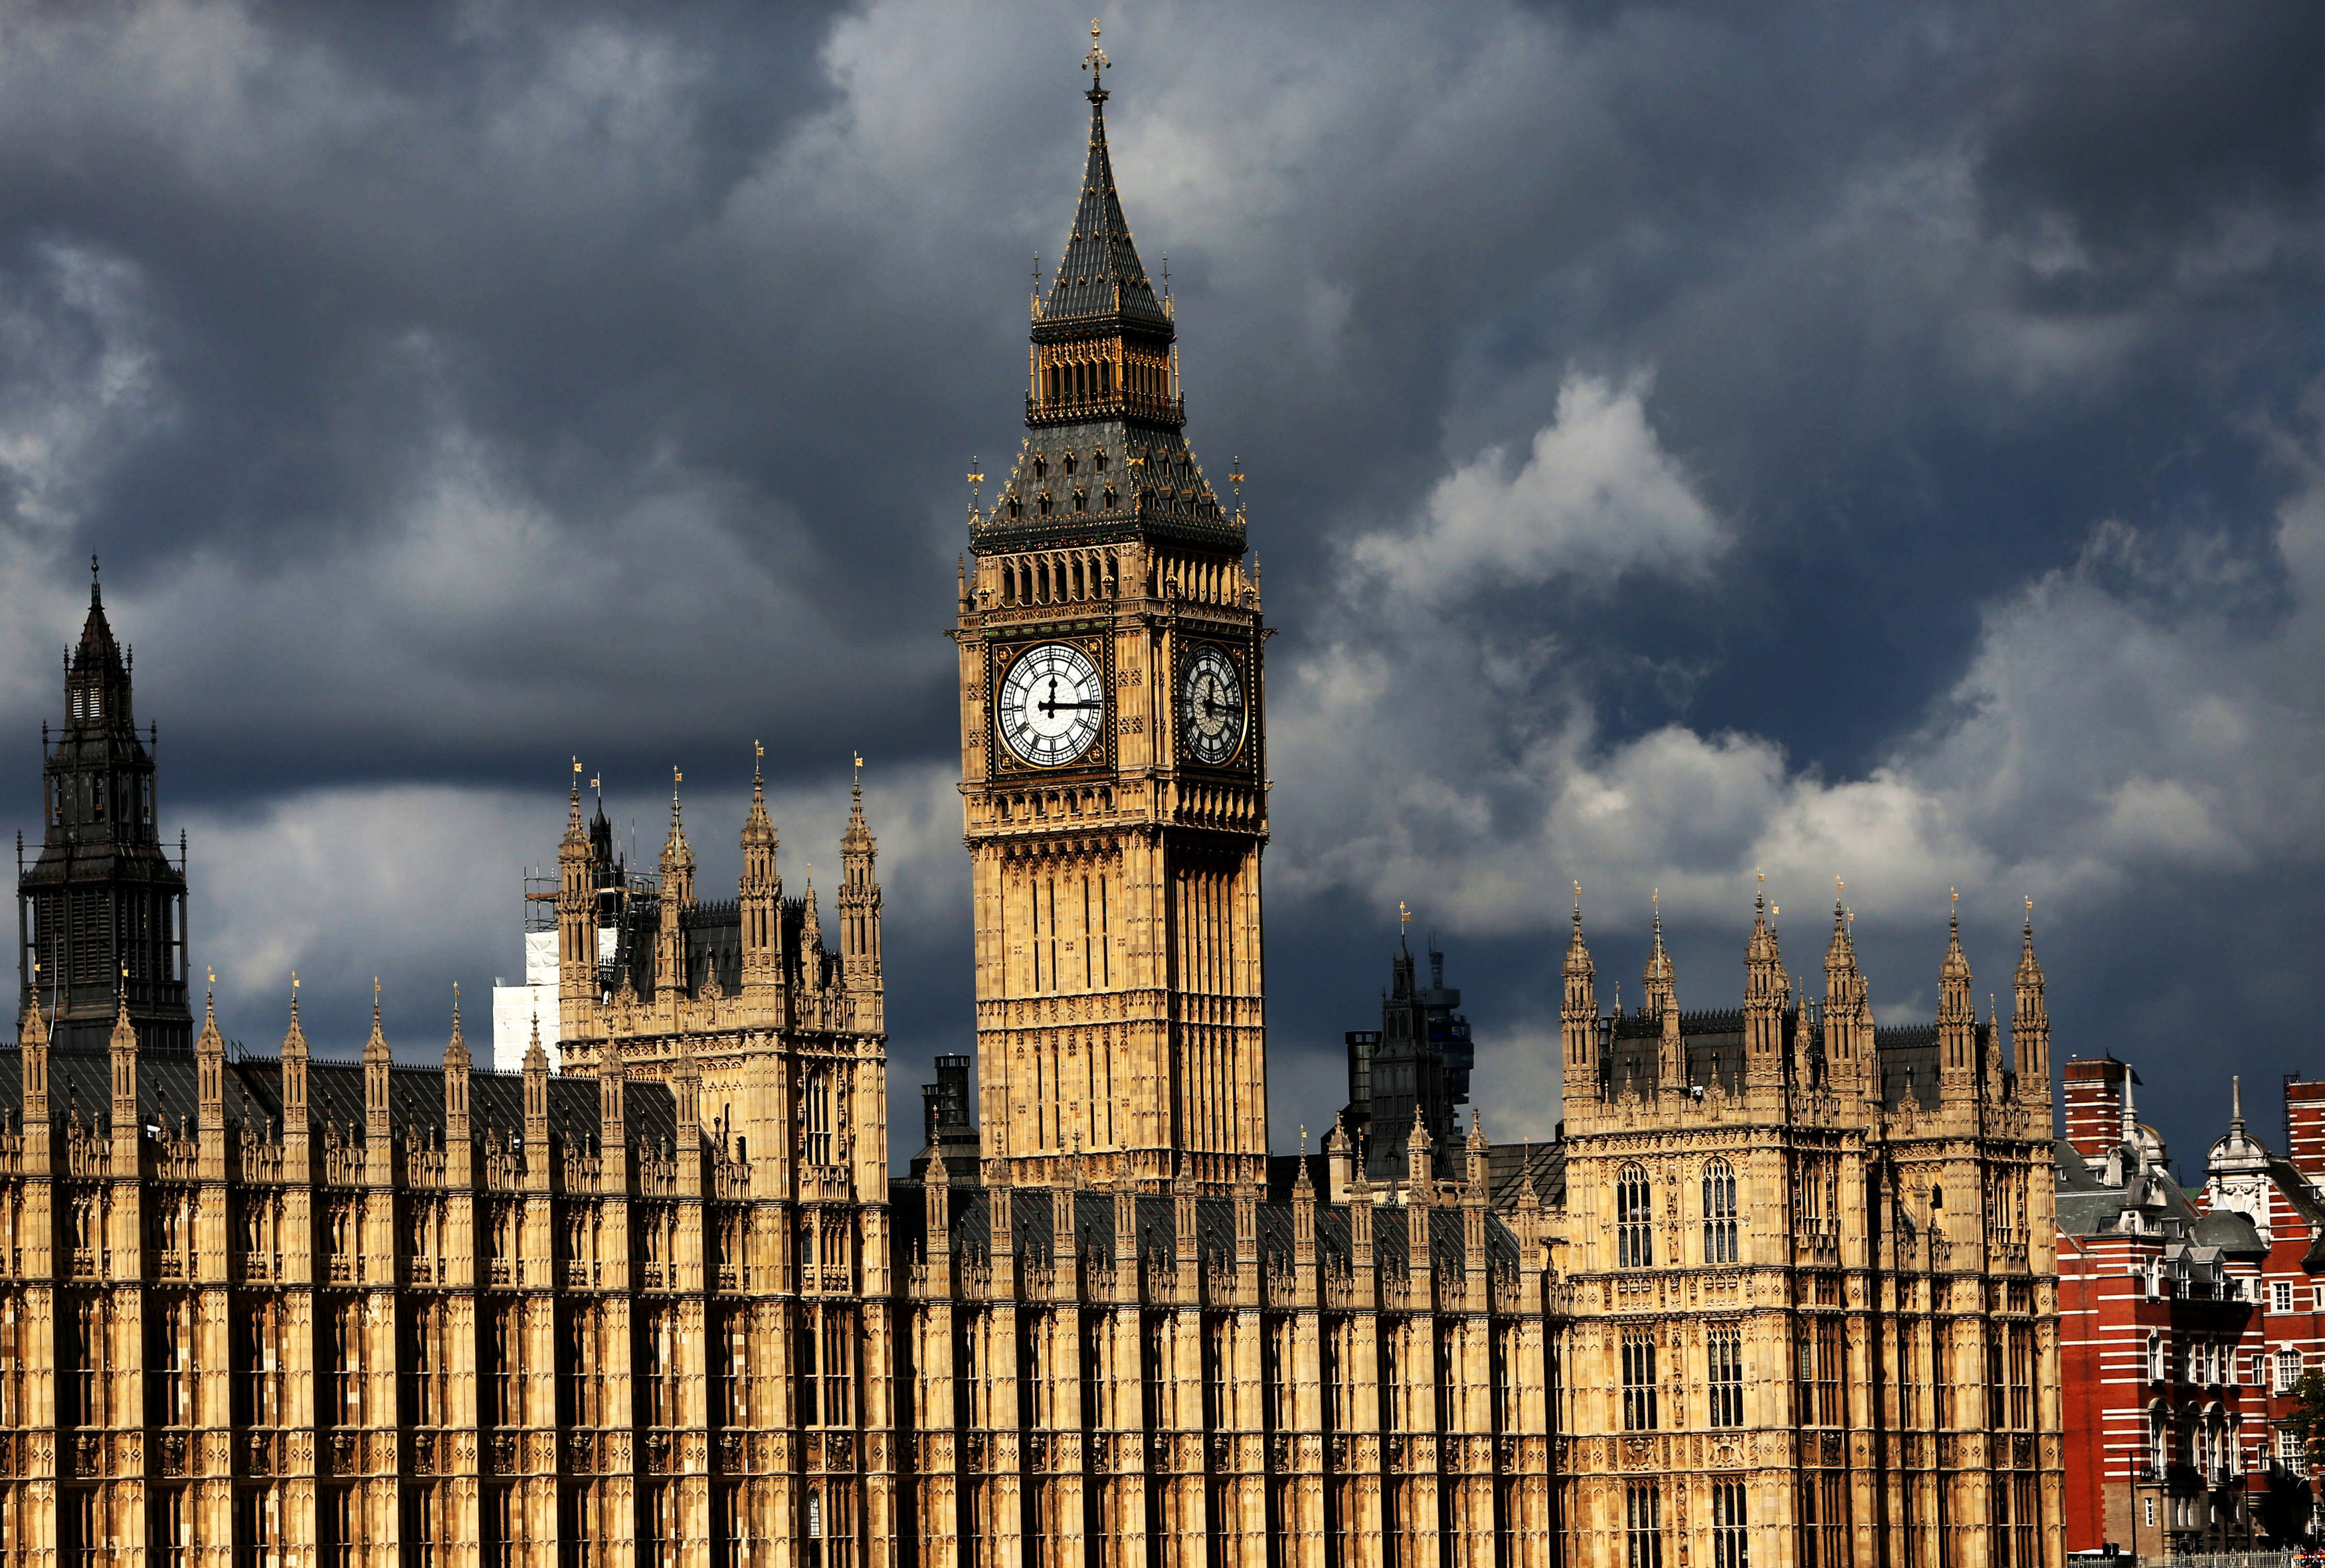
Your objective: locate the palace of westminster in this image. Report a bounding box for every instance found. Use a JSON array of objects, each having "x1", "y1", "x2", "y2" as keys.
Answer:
[{"x1": 0, "y1": 39, "x2": 2065, "y2": 1568}]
